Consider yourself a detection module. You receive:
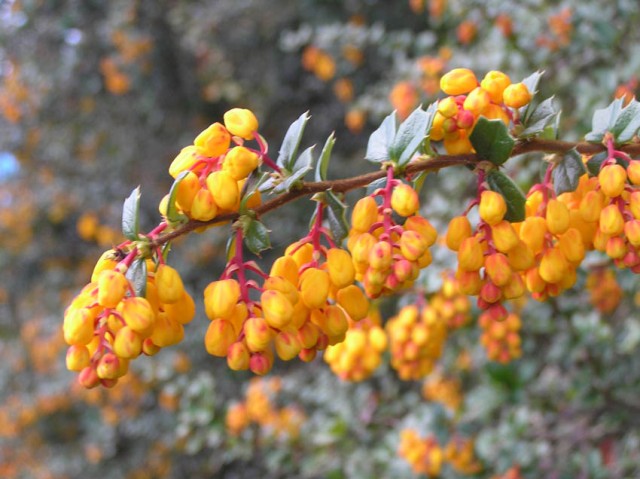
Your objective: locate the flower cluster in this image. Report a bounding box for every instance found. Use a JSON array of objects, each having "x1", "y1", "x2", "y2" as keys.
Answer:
[
  {"x1": 204, "y1": 204, "x2": 369, "y2": 375},
  {"x1": 430, "y1": 271, "x2": 472, "y2": 329},
  {"x1": 586, "y1": 268, "x2": 623, "y2": 314},
  {"x1": 479, "y1": 311, "x2": 522, "y2": 363},
  {"x1": 386, "y1": 303, "x2": 448, "y2": 380},
  {"x1": 225, "y1": 377, "x2": 305, "y2": 441},
  {"x1": 398, "y1": 430, "x2": 444, "y2": 477},
  {"x1": 444, "y1": 436, "x2": 483, "y2": 475},
  {"x1": 431, "y1": 68, "x2": 532, "y2": 154},
  {"x1": 323, "y1": 306, "x2": 388, "y2": 381},
  {"x1": 159, "y1": 108, "x2": 264, "y2": 223},
  {"x1": 64, "y1": 249, "x2": 194, "y2": 388},
  {"x1": 348, "y1": 167, "x2": 437, "y2": 298},
  {"x1": 421, "y1": 371, "x2": 463, "y2": 413}
]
